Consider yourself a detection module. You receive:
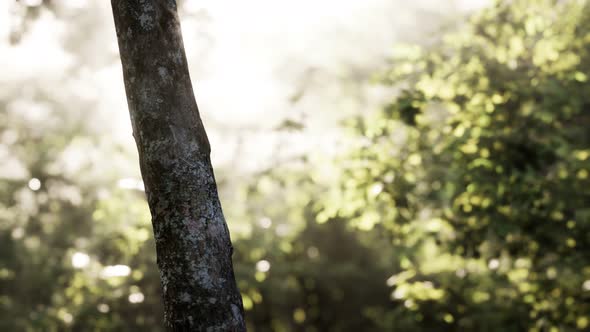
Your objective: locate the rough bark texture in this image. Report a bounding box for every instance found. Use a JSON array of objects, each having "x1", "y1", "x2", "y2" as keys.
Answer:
[{"x1": 110, "y1": 1, "x2": 246, "y2": 331}]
